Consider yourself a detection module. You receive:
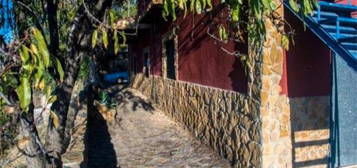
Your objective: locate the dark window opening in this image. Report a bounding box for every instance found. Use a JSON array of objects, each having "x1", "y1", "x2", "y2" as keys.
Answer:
[
  {"x1": 143, "y1": 50, "x2": 150, "y2": 77},
  {"x1": 164, "y1": 39, "x2": 176, "y2": 80}
]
